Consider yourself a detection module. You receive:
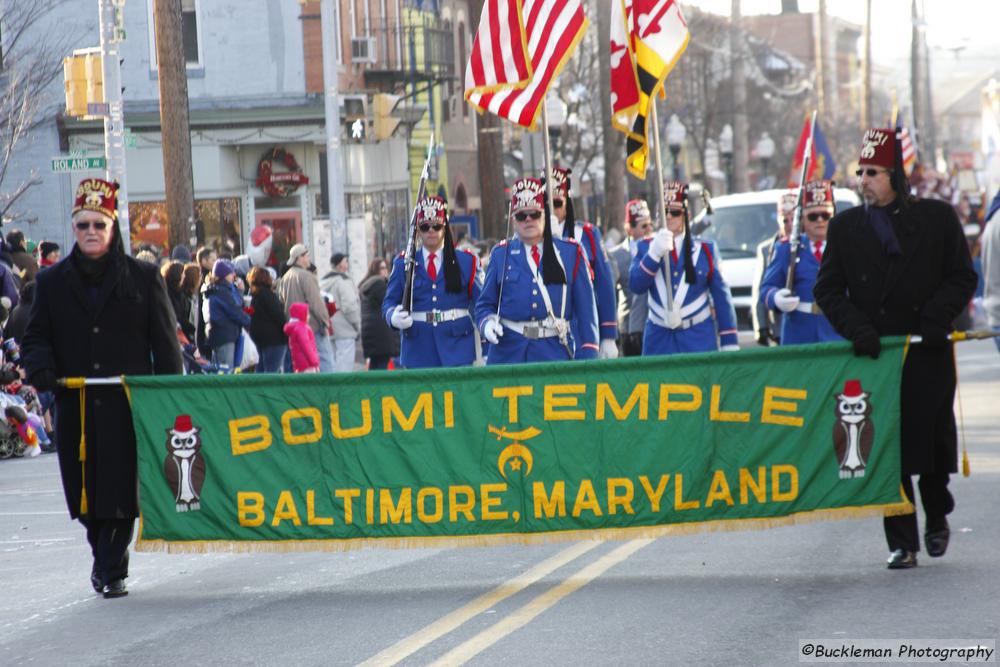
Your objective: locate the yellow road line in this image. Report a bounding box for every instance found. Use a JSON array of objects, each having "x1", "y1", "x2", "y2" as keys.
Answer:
[
  {"x1": 428, "y1": 539, "x2": 653, "y2": 667},
  {"x1": 358, "y1": 540, "x2": 602, "y2": 667}
]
